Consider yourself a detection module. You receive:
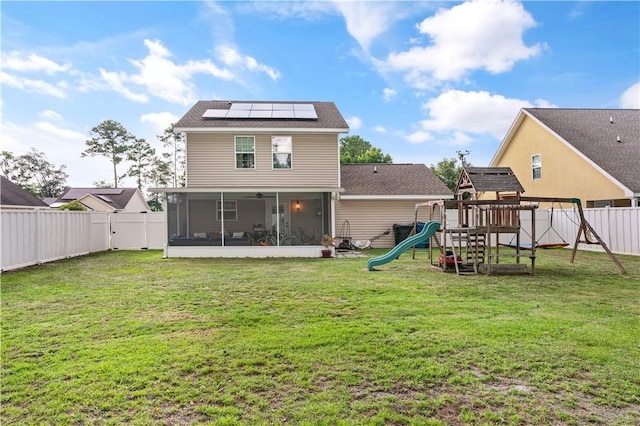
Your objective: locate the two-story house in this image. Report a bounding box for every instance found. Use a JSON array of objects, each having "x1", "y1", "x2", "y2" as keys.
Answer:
[
  {"x1": 159, "y1": 100, "x2": 349, "y2": 258},
  {"x1": 159, "y1": 100, "x2": 452, "y2": 258}
]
